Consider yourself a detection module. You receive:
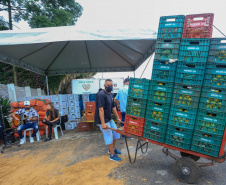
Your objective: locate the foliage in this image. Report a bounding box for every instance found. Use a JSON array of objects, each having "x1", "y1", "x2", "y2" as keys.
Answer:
[
  {"x1": 0, "y1": 16, "x2": 9, "y2": 30},
  {"x1": 0, "y1": 0, "x2": 83, "y2": 28},
  {"x1": 0, "y1": 95, "x2": 11, "y2": 117}
]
